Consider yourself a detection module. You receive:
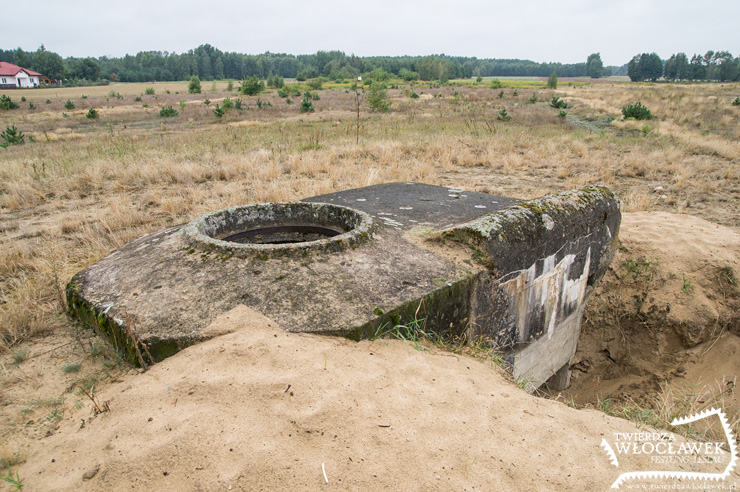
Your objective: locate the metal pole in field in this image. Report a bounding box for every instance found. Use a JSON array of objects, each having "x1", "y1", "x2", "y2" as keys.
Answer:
[{"x1": 355, "y1": 76, "x2": 361, "y2": 145}]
